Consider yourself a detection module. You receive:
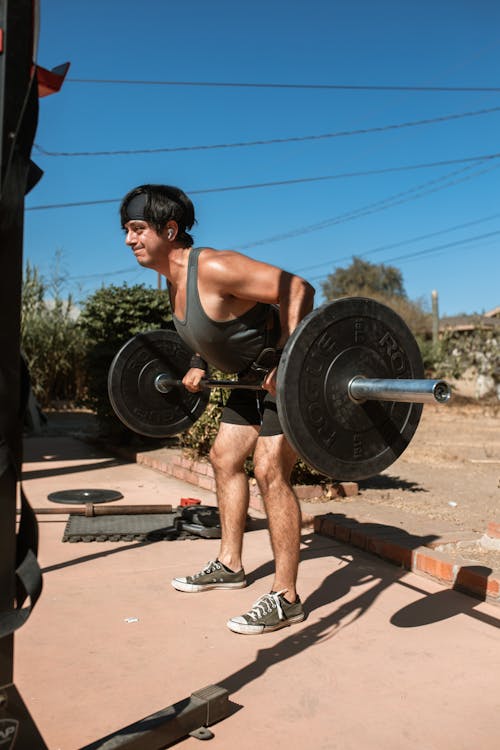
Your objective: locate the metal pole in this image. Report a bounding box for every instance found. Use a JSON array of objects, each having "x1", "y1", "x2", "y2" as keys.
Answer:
[
  {"x1": 154, "y1": 375, "x2": 262, "y2": 392},
  {"x1": 432, "y1": 290, "x2": 439, "y2": 345},
  {"x1": 348, "y1": 377, "x2": 451, "y2": 404}
]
